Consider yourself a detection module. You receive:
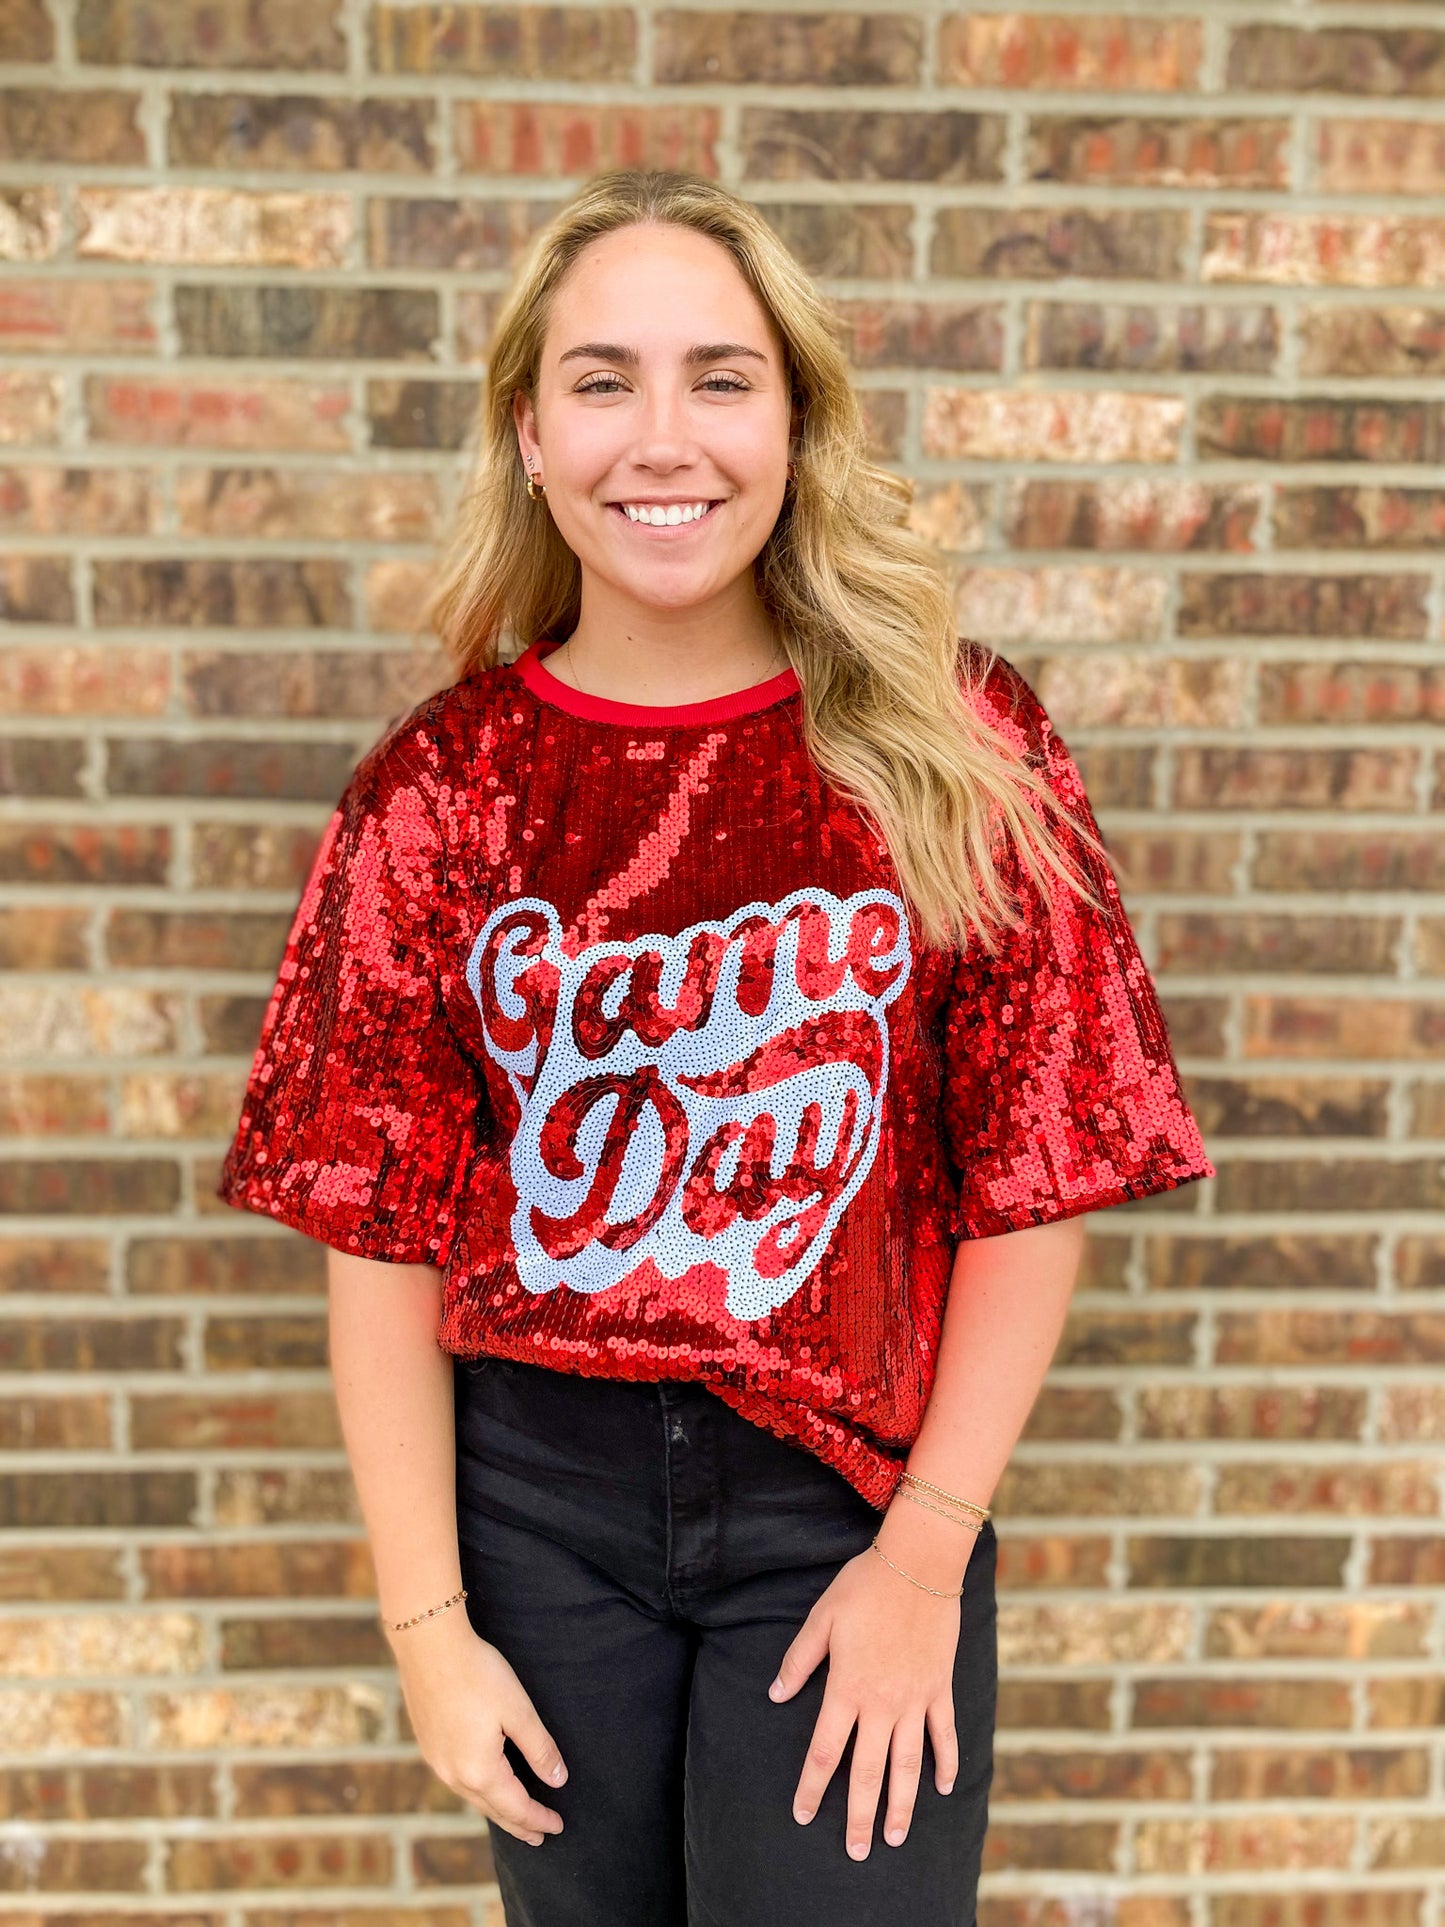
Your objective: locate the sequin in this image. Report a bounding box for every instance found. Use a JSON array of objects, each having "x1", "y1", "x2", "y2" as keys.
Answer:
[{"x1": 217, "y1": 638, "x2": 1214, "y2": 1509}]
